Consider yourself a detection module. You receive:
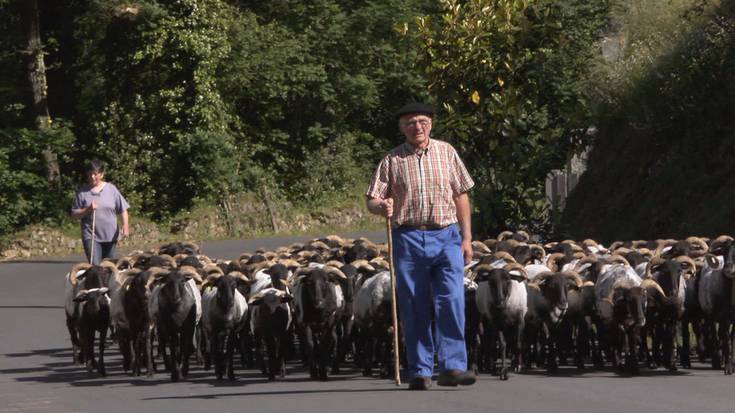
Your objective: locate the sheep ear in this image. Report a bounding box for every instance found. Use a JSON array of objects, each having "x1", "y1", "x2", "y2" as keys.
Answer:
[
  {"x1": 509, "y1": 272, "x2": 526, "y2": 282},
  {"x1": 280, "y1": 294, "x2": 294, "y2": 303},
  {"x1": 99, "y1": 287, "x2": 109, "y2": 295},
  {"x1": 73, "y1": 291, "x2": 89, "y2": 302},
  {"x1": 705, "y1": 254, "x2": 720, "y2": 269}
]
